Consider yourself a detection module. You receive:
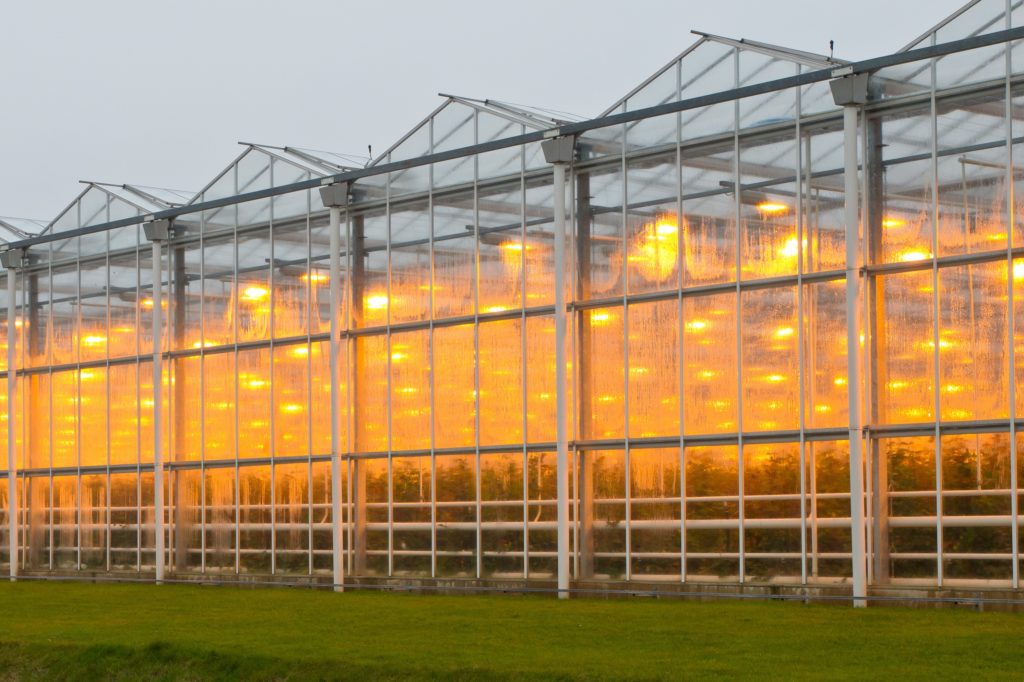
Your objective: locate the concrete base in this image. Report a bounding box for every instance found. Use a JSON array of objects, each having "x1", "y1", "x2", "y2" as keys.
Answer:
[{"x1": 10, "y1": 570, "x2": 1024, "y2": 611}]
